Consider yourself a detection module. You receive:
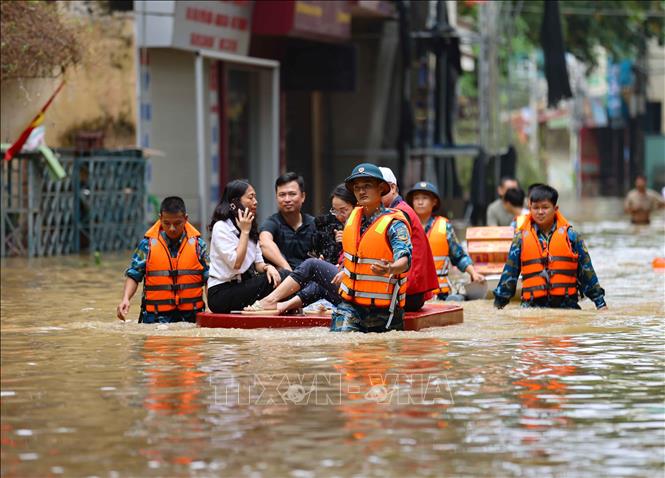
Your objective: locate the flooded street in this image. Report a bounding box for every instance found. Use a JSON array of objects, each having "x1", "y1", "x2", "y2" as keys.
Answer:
[{"x1": 1, "y1": 198, "x2": 664, "y2": 477}]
